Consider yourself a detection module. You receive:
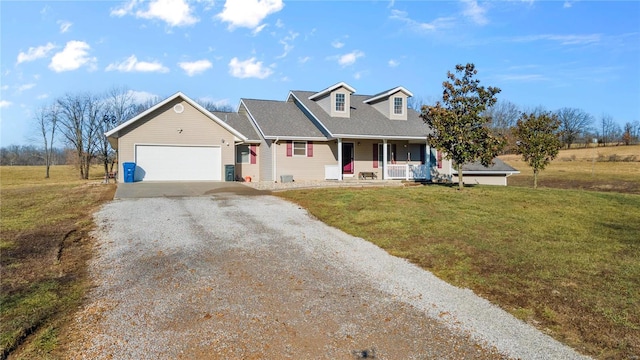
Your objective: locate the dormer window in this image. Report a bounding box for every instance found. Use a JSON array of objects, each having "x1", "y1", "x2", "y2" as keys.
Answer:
[
  {"x1": 335, "y1": 93, "x2": 345, "y2": 112},
  {"x1": 393, "y1": 97, "x2": 403, "y2": 115}
]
